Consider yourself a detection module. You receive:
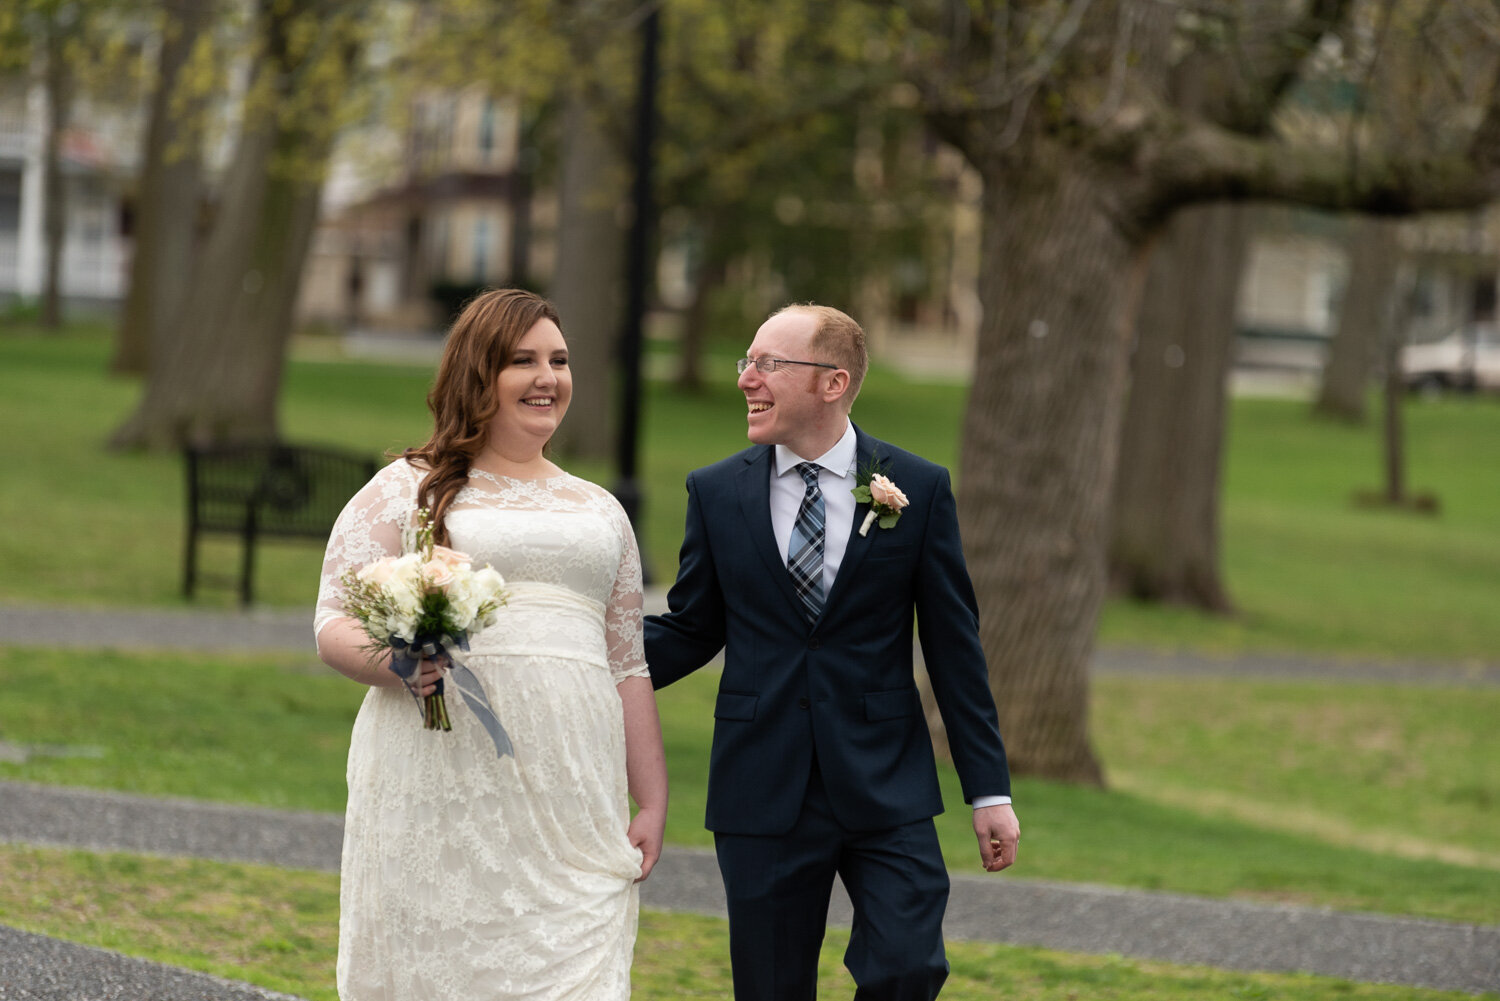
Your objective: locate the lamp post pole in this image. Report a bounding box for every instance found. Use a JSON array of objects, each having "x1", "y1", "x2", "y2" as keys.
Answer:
[{"x1": 614, "y1": 4, "x2": 660, "y2": 581}]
